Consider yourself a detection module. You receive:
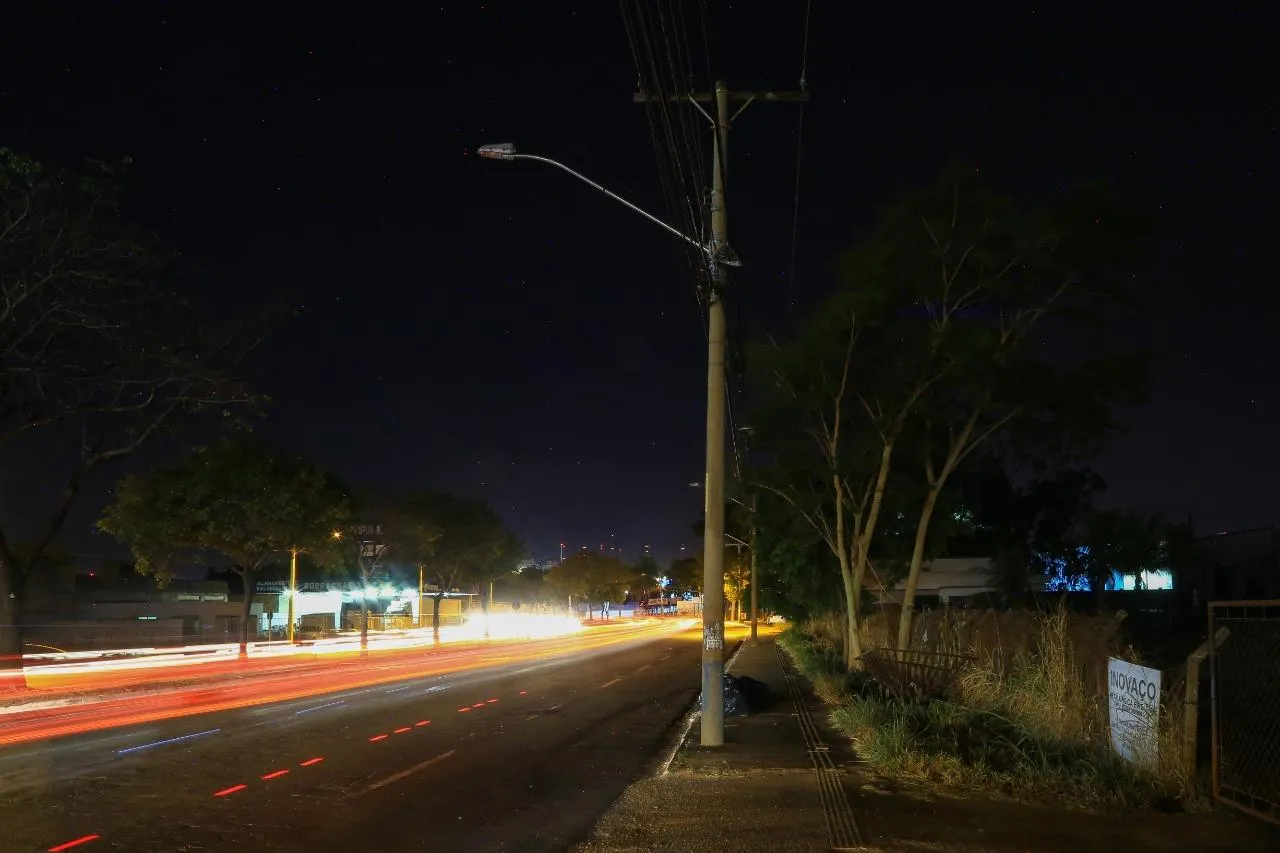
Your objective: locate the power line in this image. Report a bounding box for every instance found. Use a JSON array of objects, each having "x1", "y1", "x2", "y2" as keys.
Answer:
[{"x1": 785, "y1": 0, "x2": 813, "y2": 321}]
